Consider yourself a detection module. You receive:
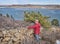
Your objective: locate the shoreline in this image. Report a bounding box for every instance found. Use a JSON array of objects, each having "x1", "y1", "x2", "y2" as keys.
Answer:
[
  {"x1": 0, "y1": 7, "x2": 60, "y2": 9},
  {"x1": 0, "y1": 5, "x2": 60, "y2": 9}
]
